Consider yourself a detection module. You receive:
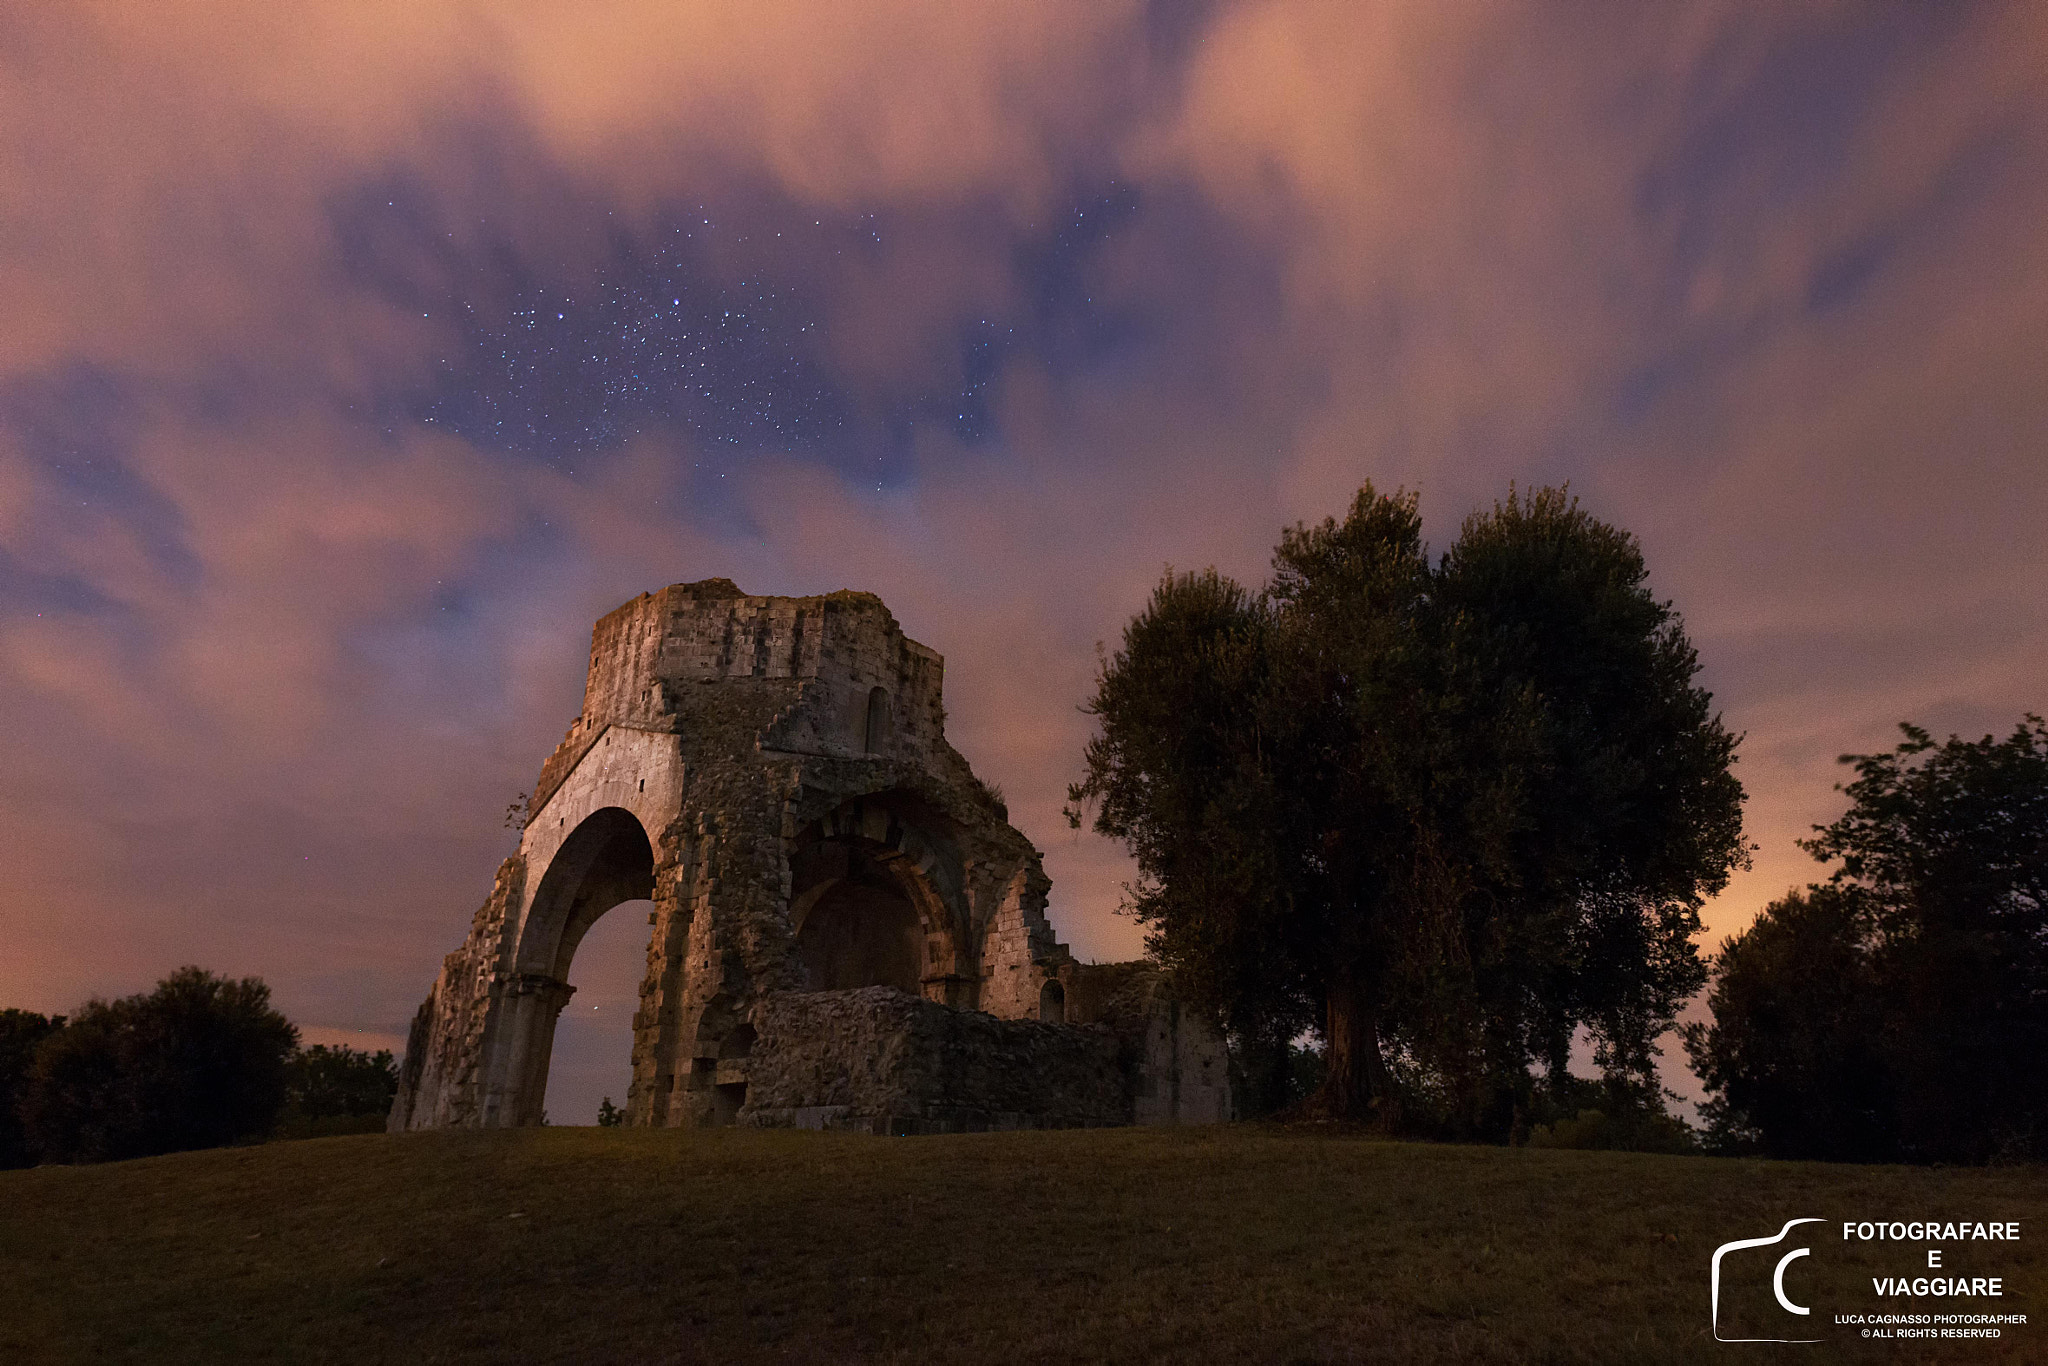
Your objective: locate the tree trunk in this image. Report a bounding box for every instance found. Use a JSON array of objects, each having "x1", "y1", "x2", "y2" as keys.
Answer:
[{"x1": 1315, "y1": 967, "x2": 1389, "y2": 1121}]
